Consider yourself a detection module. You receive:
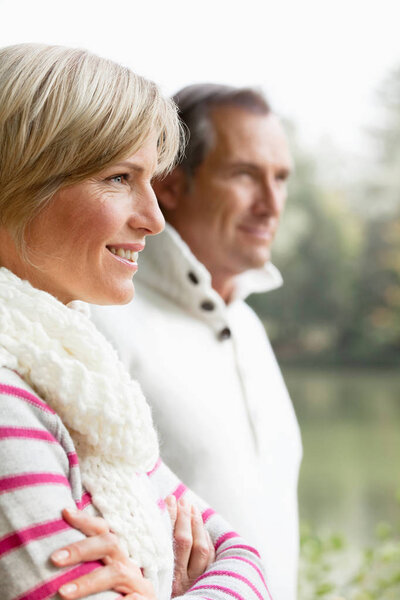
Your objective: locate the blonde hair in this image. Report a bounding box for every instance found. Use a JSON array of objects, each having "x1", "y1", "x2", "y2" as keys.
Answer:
[{"x1": 0, "y1": 43, "x2": 182, "y2": 249}]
